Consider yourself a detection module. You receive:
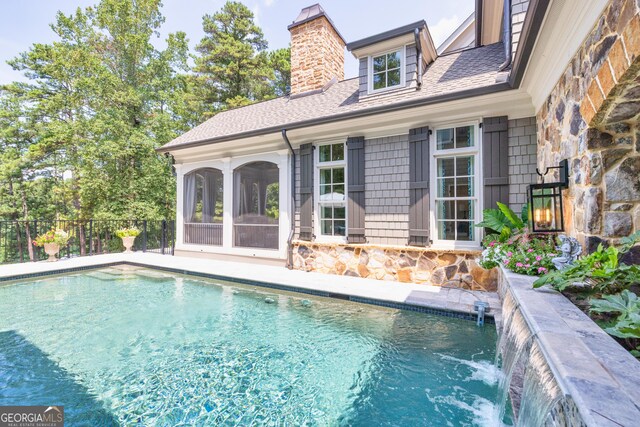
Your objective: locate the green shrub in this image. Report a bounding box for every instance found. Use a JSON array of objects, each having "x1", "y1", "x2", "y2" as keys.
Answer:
[{"x1": 115, "y1": 227, "x2": 141, "y2": 238}]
